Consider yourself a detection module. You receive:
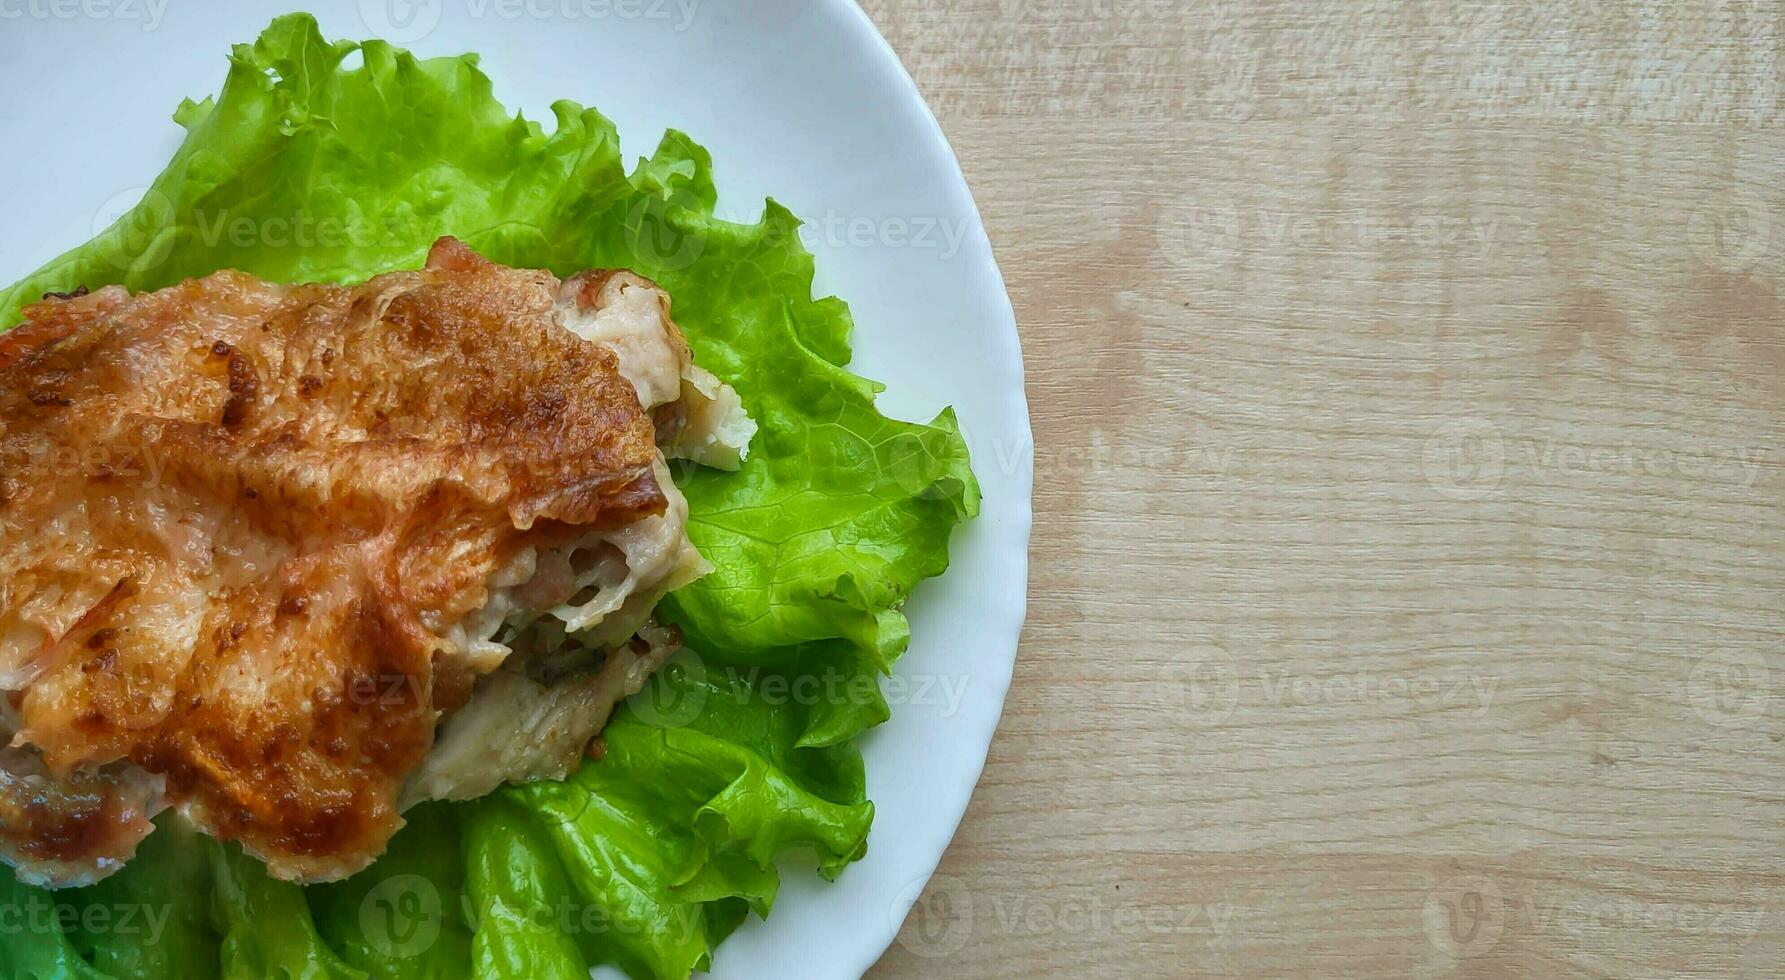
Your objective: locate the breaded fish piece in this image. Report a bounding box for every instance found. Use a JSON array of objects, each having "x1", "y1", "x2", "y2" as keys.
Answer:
[{"x1": 0, "y1": 238, "x2": 752, "y2": 885}]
